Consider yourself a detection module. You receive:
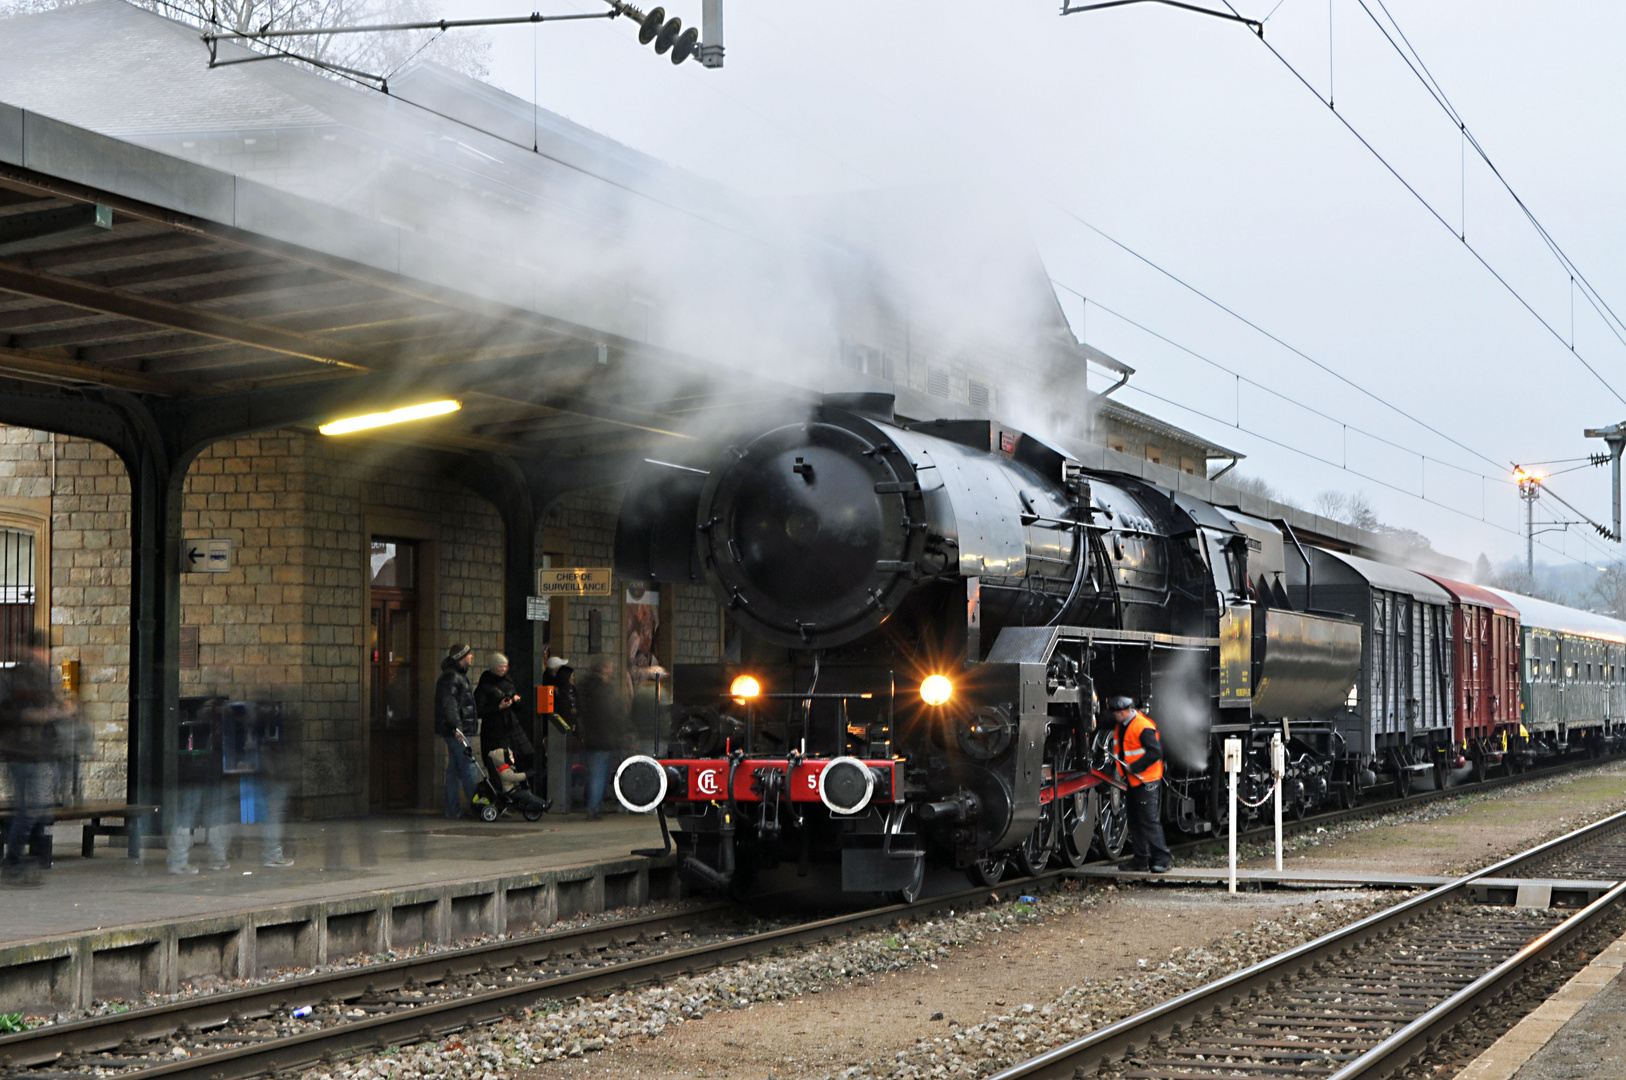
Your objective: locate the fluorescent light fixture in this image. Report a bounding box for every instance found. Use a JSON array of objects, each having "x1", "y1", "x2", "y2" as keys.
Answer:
[{"x1": 319, "y1": 400, "x2": 461, "y2": 436}]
